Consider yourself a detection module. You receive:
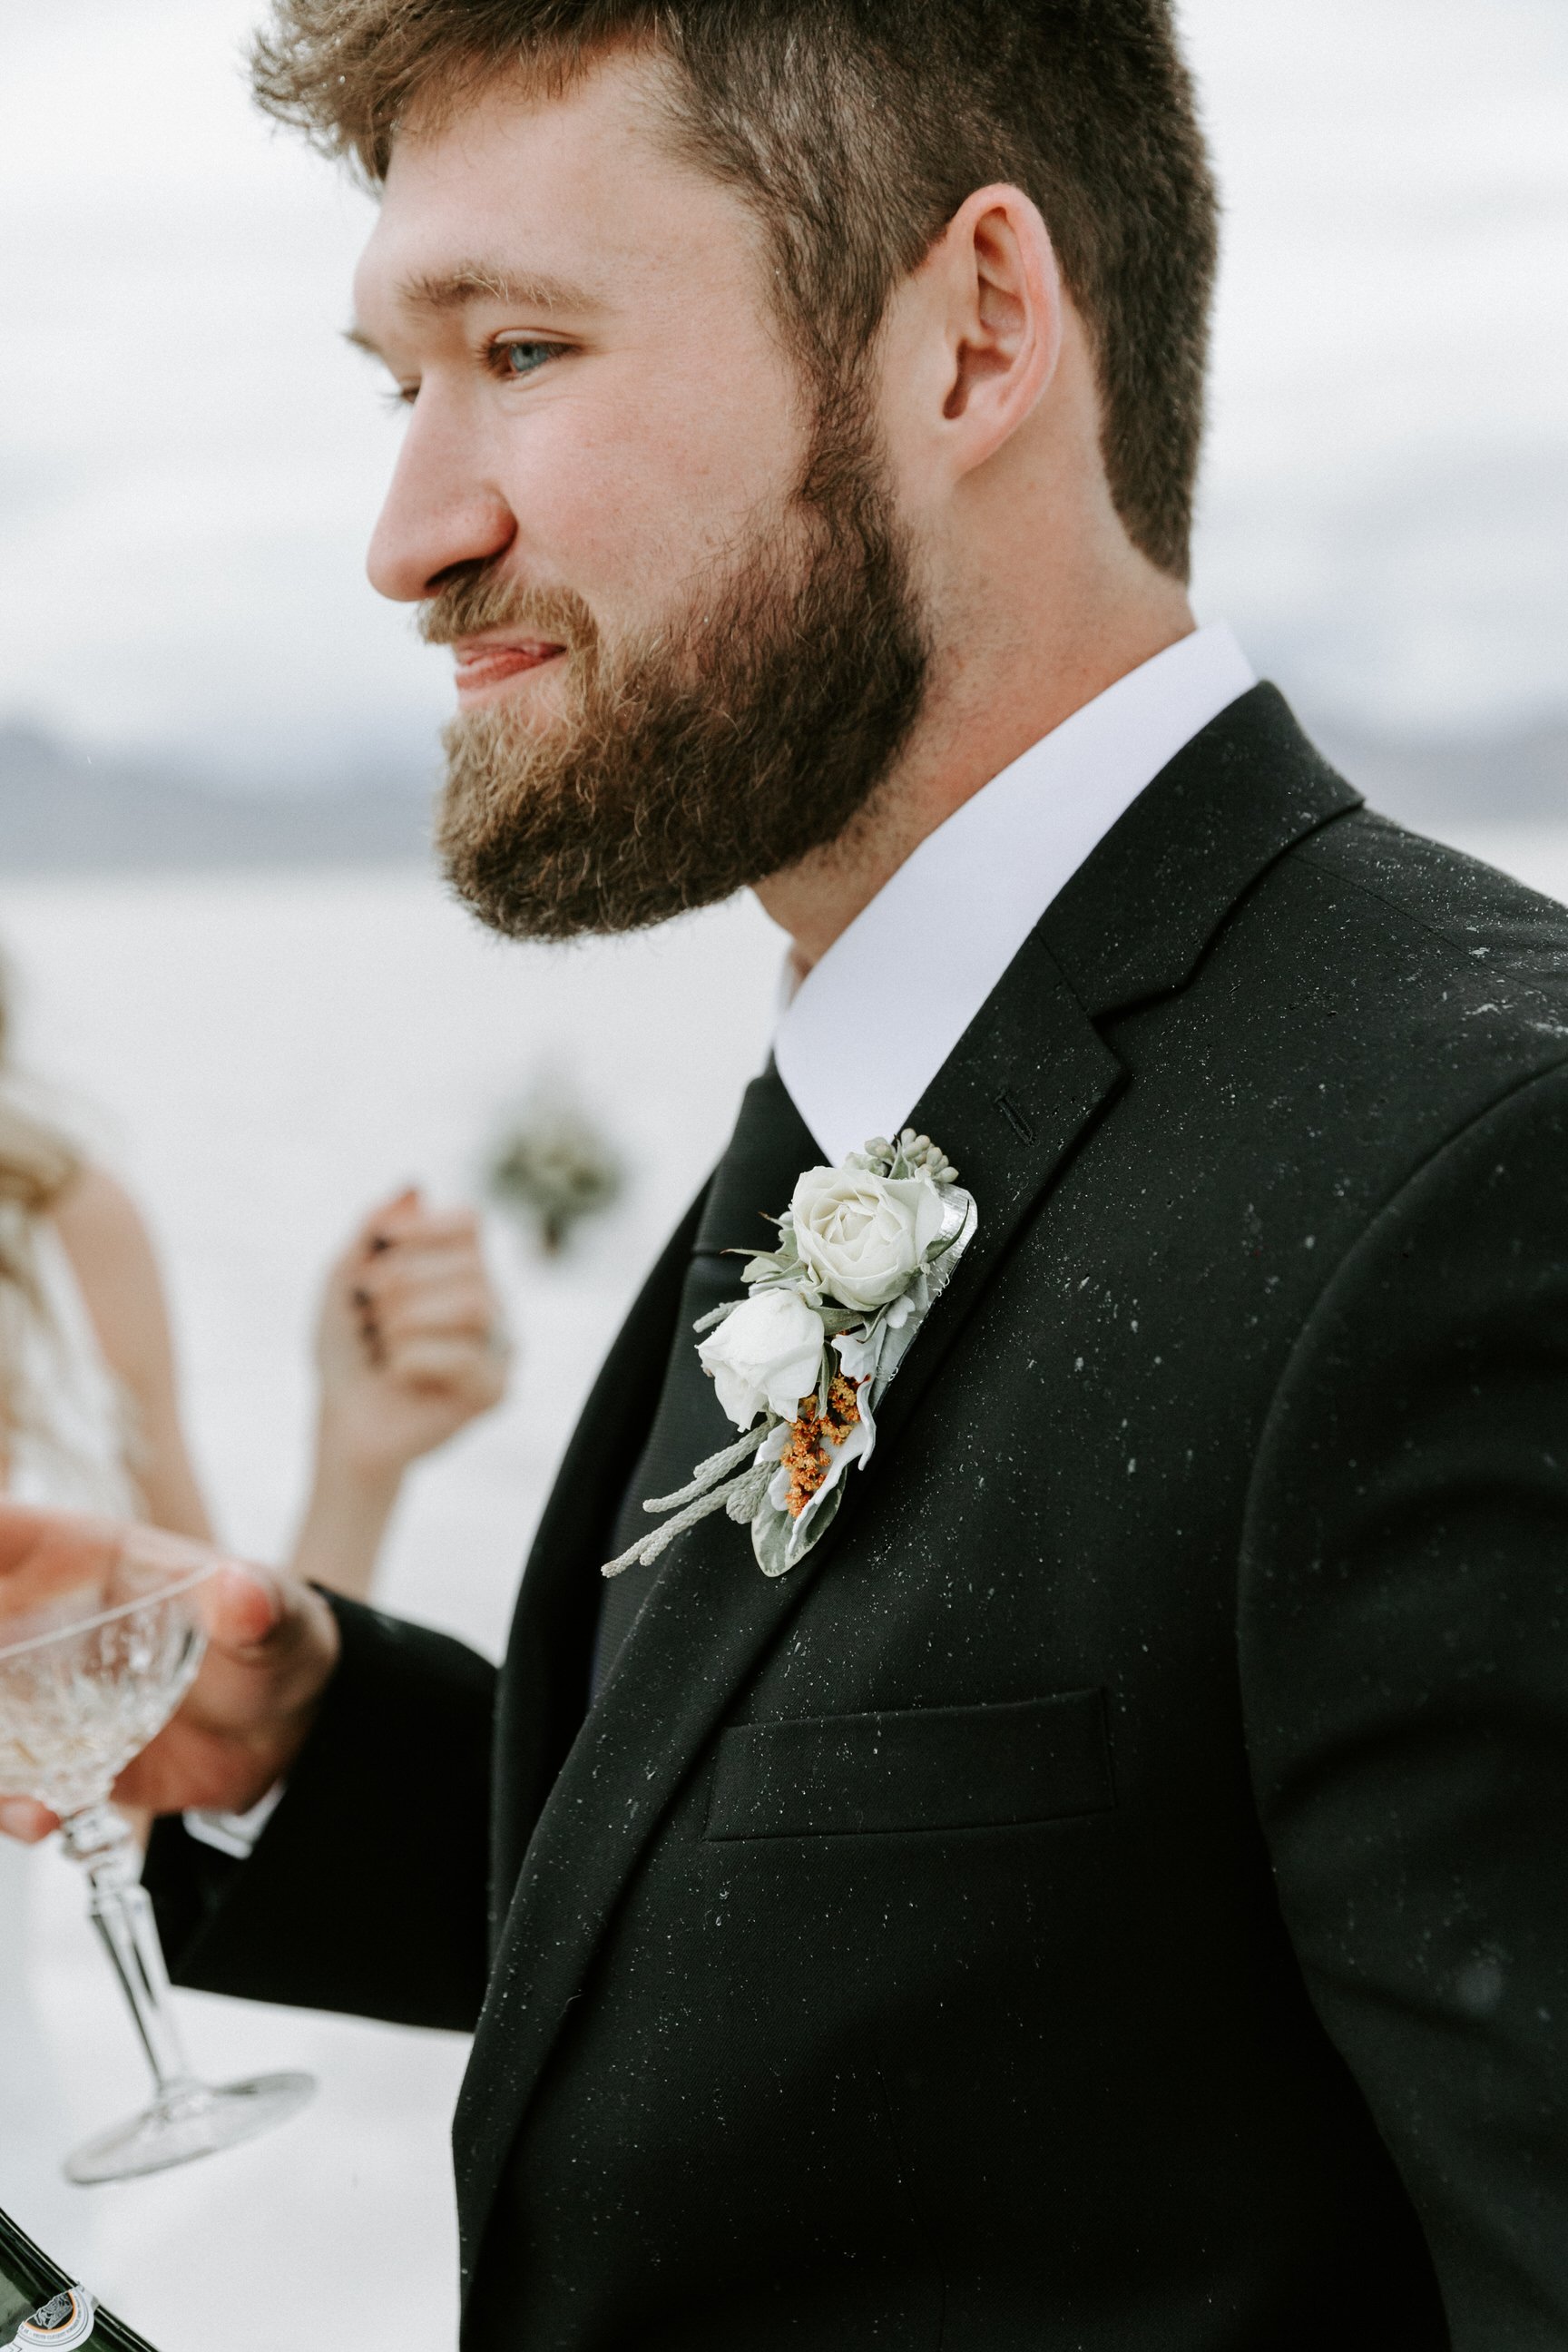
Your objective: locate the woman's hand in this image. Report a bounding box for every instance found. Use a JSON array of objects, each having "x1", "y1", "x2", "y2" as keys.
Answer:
[
  {"x1": 314, "y1": 1188, "x2": 512, "y2": 1485},
  {"x1": 0, "y1": 1505, "x2": 339, "y2": 1841},
  {"x1": 294, "y1": 1190, "x2": 512, "y2": 1602}
]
